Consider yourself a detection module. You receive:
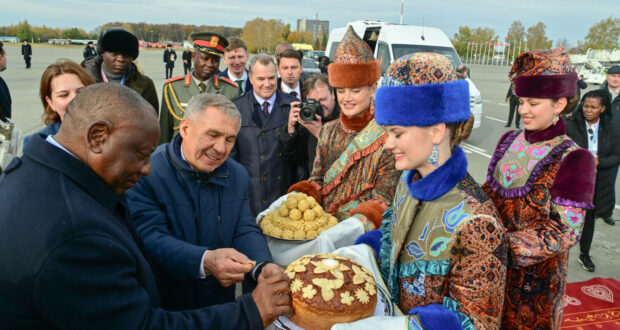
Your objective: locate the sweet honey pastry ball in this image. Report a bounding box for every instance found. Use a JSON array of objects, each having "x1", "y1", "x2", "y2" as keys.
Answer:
[
  {"x1": 307, "y1": 197, "x2": 318, "y2": 208},
  {"x1": 328, "y1": 216, "x2": 338, "y2": 227},
  {"x1": 278, "y1": 205, "x2": 289, "y2": 217},
  {"x1": 285, "y1": 197, "x2": 298, "y2": 210},
  {"x1": 282, "y1": 229, "x2": 294, "y2": 239},
  {"x1": 312, "y1": 205, "x2": 323, "y2": 217},
  {"x1": 306, "y1": 229, "x2": 318, "y2": 239},
  {"x1": 271, "y1": 226, "x2": 283, "y2": 238},
  {"x1": 303, "y1": 209, "x2": 316, "y2": 221},
  {"x1": 298, "y1": 200, "x2": 310, "y2": 212},
  {"x1": 289, "y1": 209, "x2": 302, "y2": 220}
]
